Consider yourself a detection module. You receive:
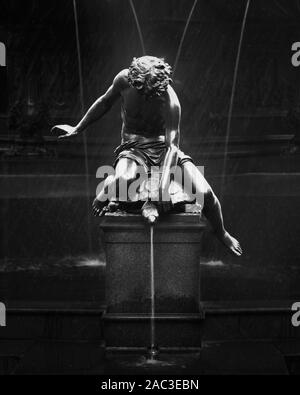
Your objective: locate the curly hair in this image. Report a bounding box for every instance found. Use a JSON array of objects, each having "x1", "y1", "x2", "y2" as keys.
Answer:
[{"x1": 128, "y1": 56, "x2": 172, "y2": 98}]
